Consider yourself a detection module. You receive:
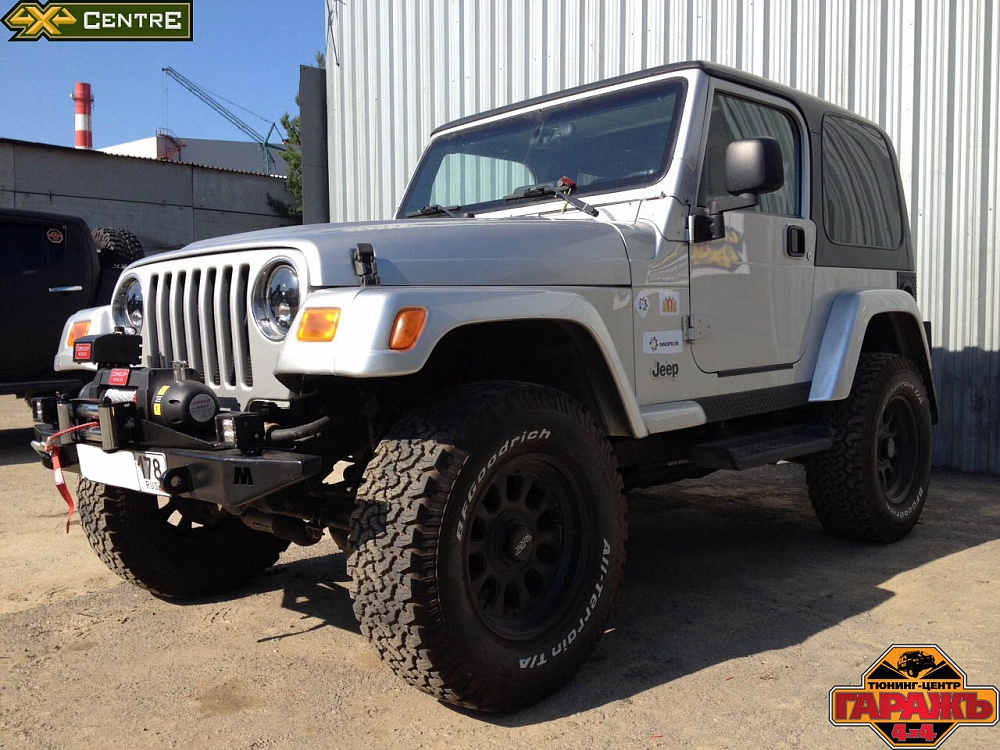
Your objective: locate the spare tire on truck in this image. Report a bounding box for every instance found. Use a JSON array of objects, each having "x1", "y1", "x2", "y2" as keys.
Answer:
[{"x1": 92, "y1": 227, "x2": 144, "y2": 269}]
